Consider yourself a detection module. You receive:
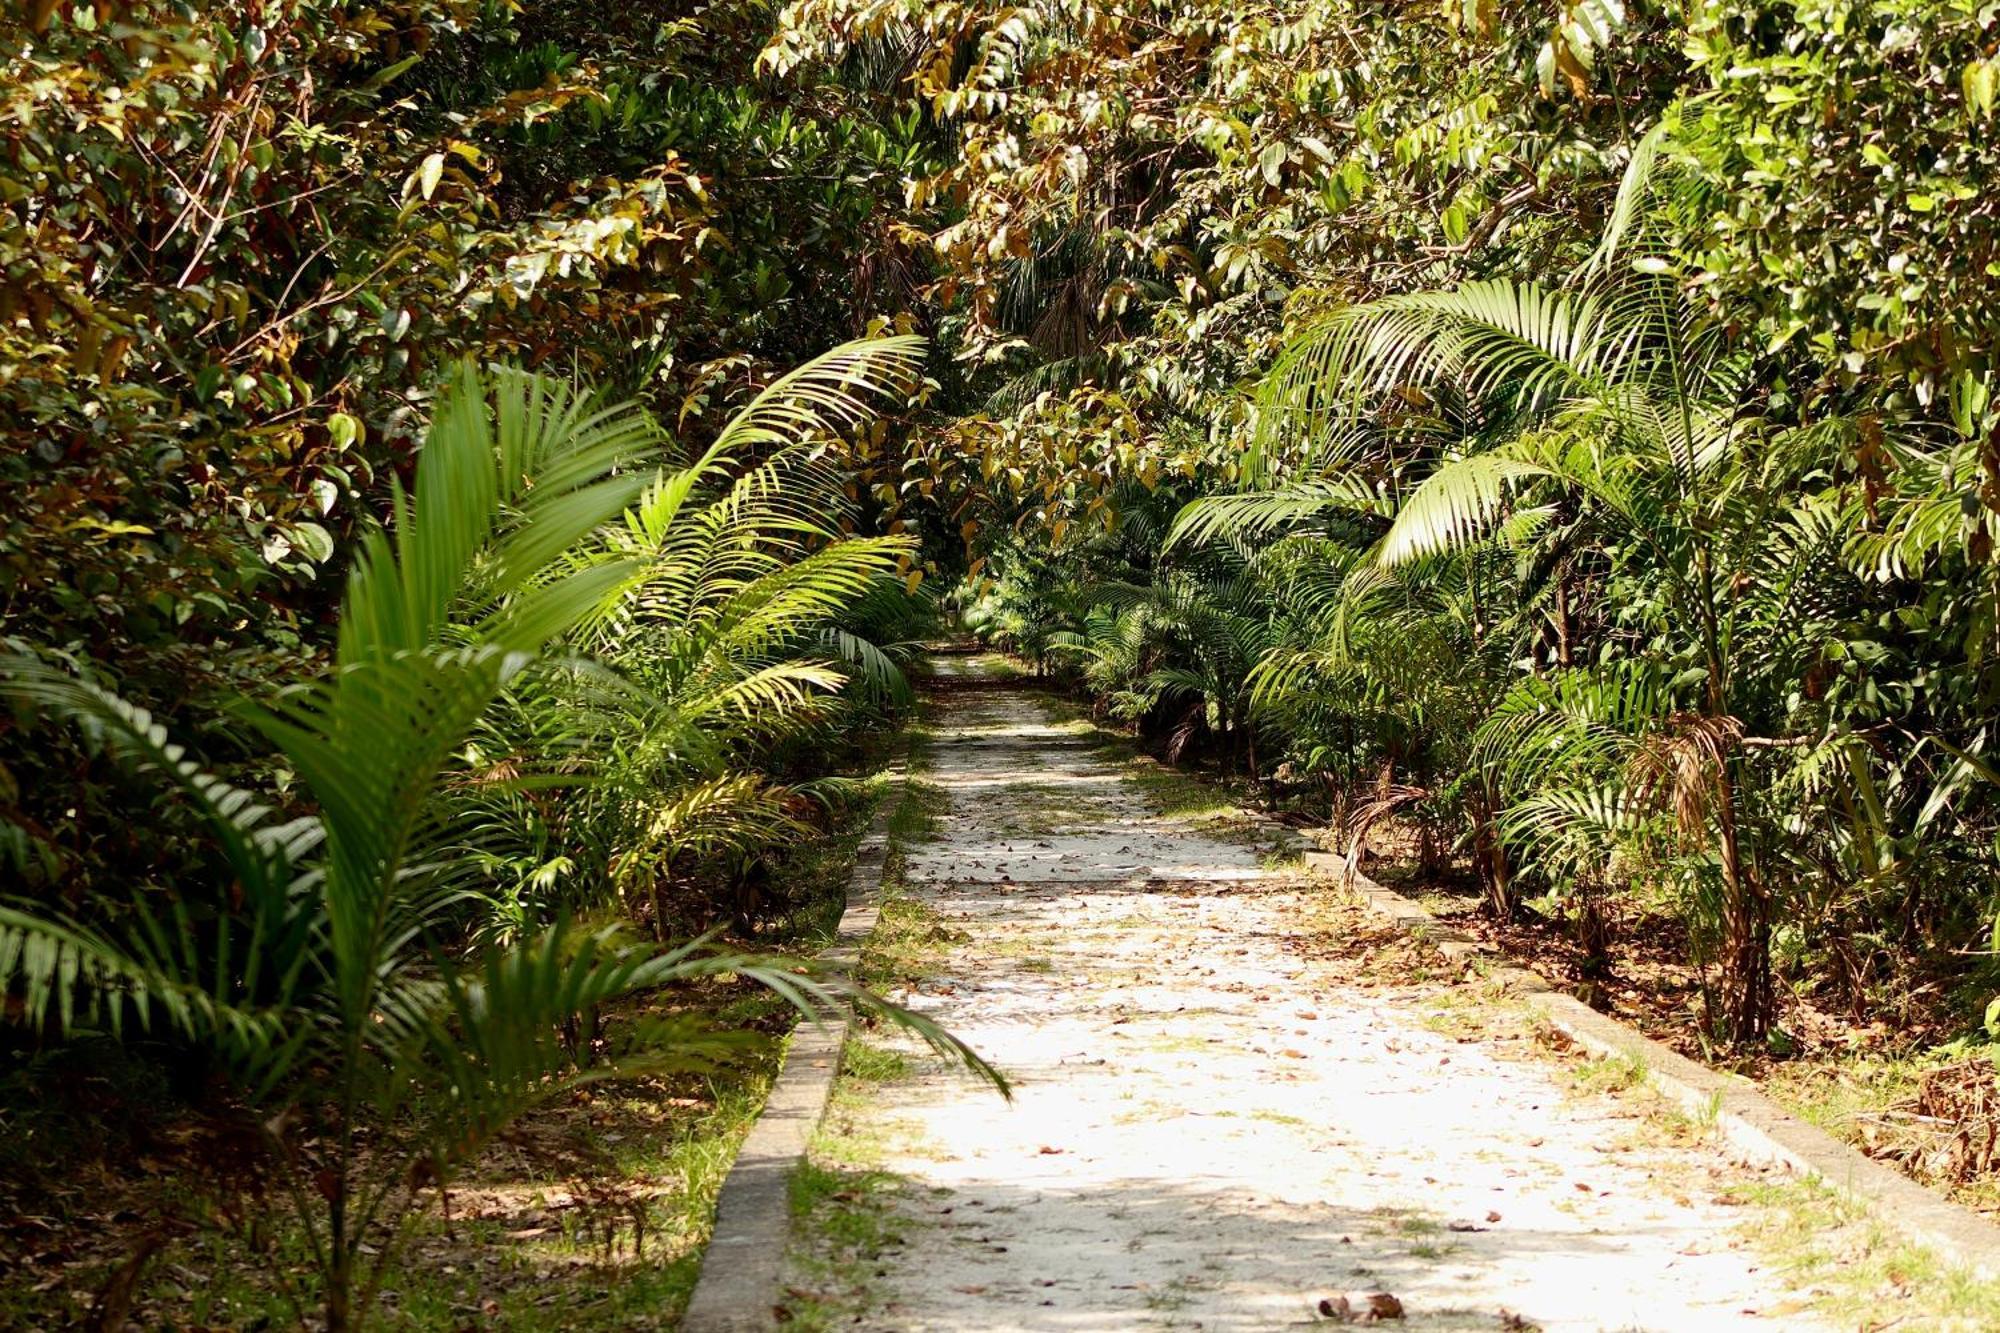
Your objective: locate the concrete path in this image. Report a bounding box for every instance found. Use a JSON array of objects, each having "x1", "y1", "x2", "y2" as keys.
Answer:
[{"x1": 788, "y1": 661, "x2": 1824, "y2": 1331}]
